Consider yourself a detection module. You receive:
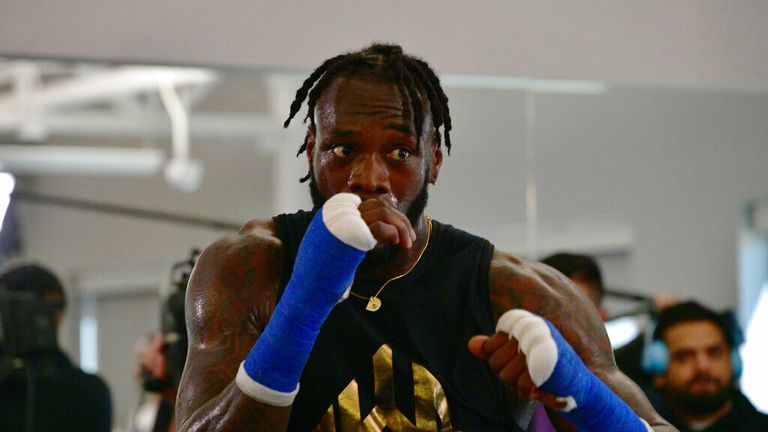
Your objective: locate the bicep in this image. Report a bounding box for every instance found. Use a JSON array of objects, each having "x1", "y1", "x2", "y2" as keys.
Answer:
[
  {"x1": 177, "y1": 285, "x2": 259, "y2": 424},
  {"x1": 489, "y1": 256, "x2": 615, "y2": 369},
  {"x1": 176, "y1": 240, "x2": 279, "y2": 424}
]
